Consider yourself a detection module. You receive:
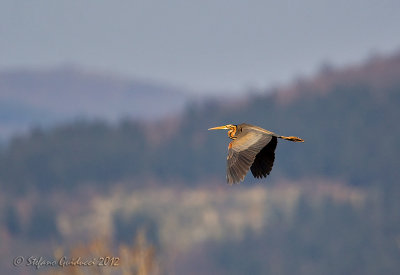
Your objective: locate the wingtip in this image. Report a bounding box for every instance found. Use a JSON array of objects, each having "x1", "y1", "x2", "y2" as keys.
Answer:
[{"x1": 226, "y1": 177, "x2": 243, "y2": 185}]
